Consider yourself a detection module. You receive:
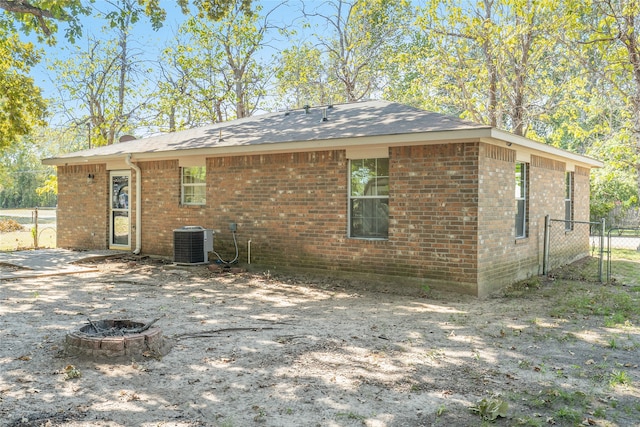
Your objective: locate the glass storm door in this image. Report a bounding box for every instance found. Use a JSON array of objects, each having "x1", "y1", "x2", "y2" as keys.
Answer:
[{"x1": 110, "y1": 171, "x2": 130, "y2": 248}]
